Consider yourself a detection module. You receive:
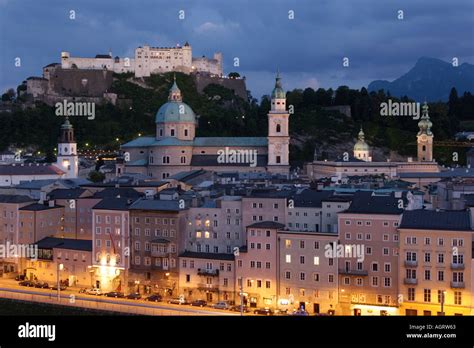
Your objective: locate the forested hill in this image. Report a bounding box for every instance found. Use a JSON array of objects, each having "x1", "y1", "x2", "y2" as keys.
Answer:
[{"x1": 1, "y1": 72, "x2": 473, "y2": 167}]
